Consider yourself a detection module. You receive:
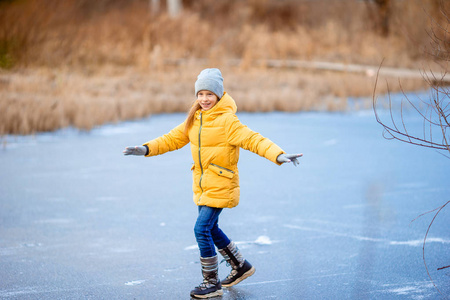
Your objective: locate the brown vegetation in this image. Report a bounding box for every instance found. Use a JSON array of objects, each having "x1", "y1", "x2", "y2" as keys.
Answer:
[{"x1": 0, "y1": 0, "x2": 445, "y2": 135}]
